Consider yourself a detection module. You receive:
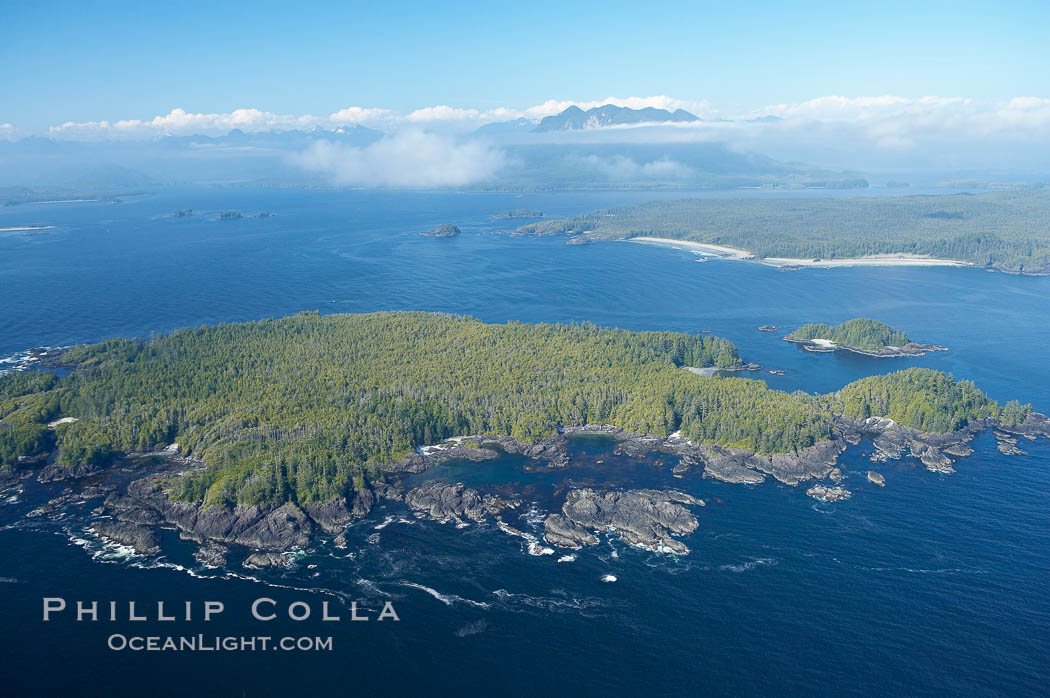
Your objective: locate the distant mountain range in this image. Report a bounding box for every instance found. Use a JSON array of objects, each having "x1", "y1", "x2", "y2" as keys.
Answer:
[
  {"x1": 532, "y1": 104, "x2": 700, "y2": 132},
  {"x1": 0, "y1": 108, "x2": 868, "y2": 192}
]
